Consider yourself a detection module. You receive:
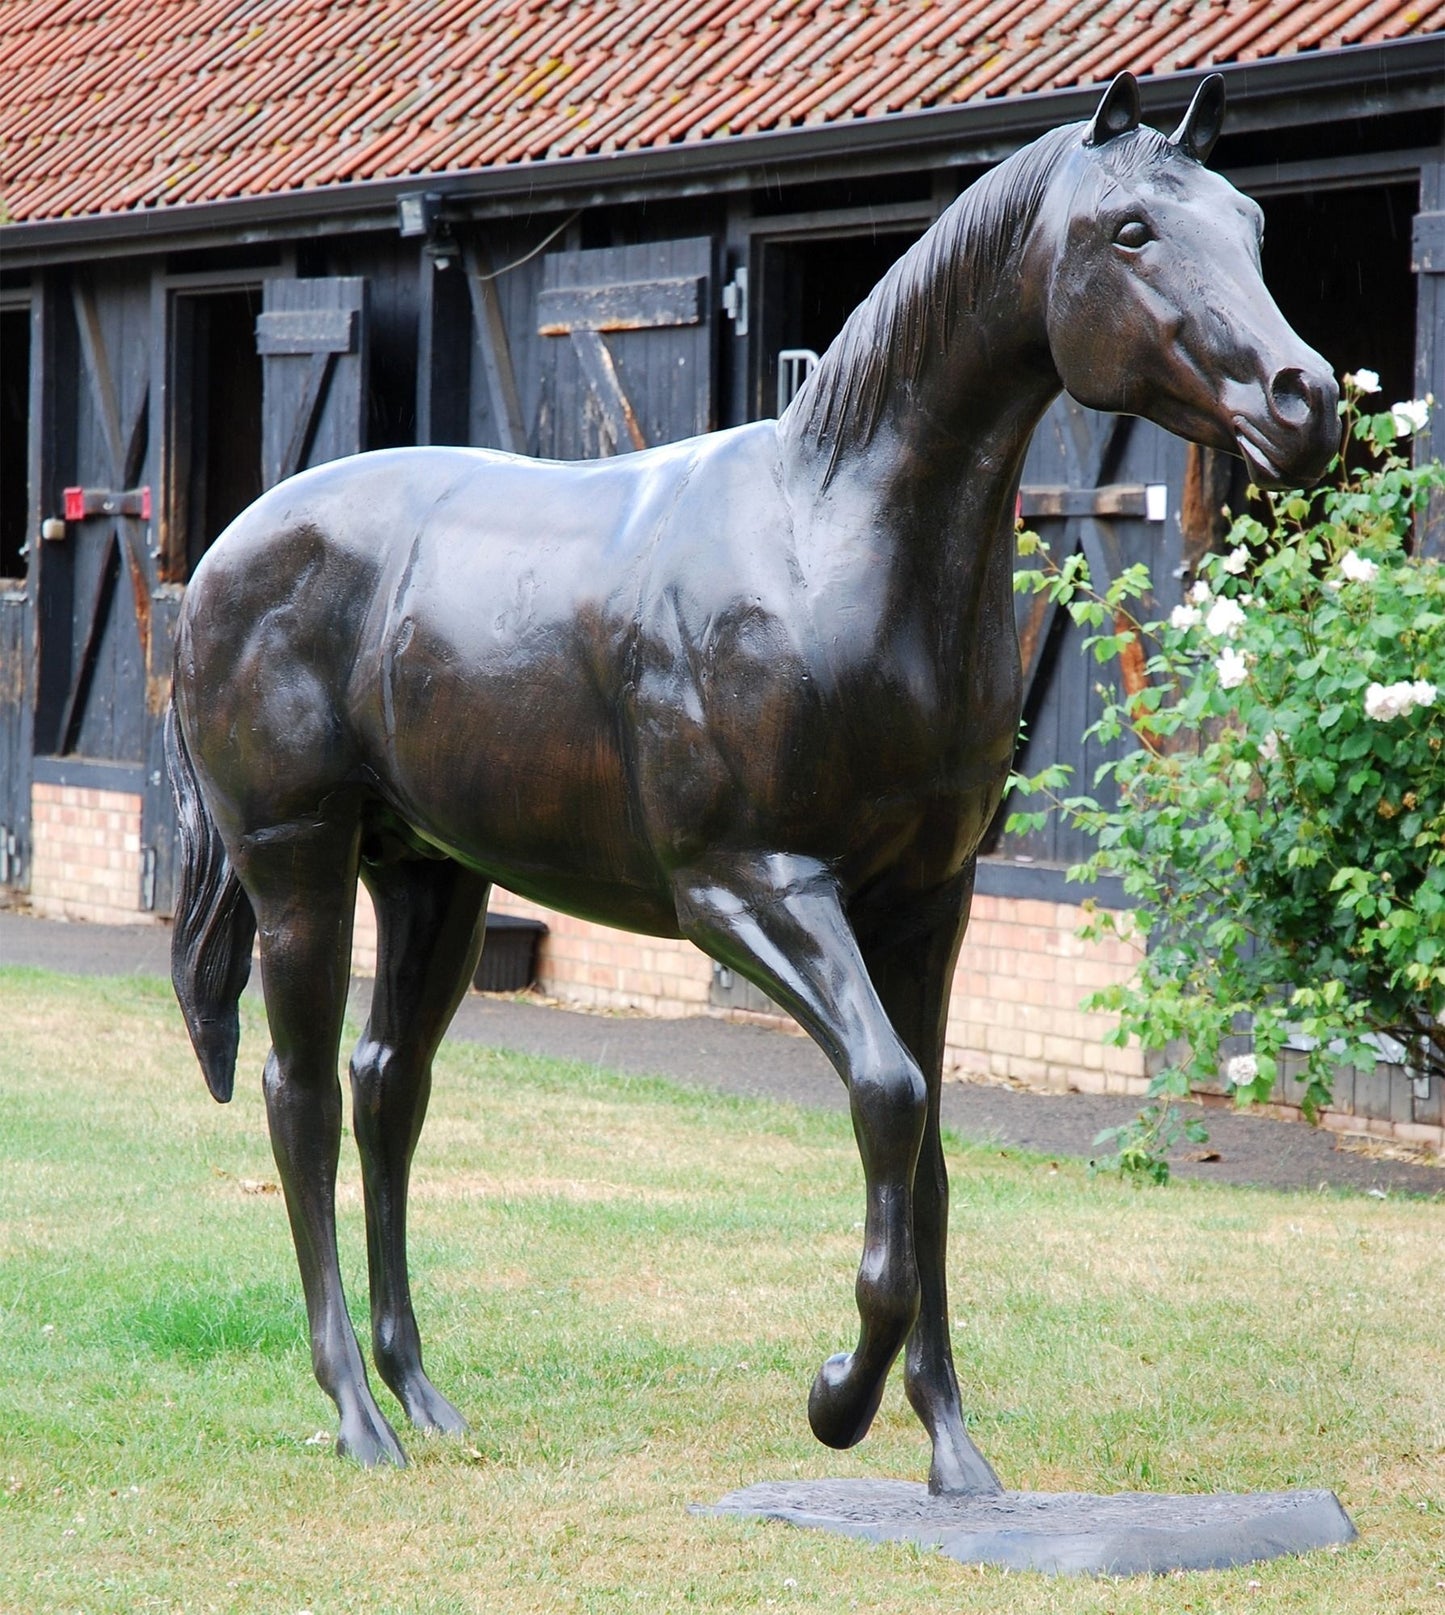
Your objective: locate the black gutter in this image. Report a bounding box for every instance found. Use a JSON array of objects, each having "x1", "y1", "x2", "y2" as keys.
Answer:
[{"x1": 2, "y1": 35, "x2": 1441, "y2": 268}]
